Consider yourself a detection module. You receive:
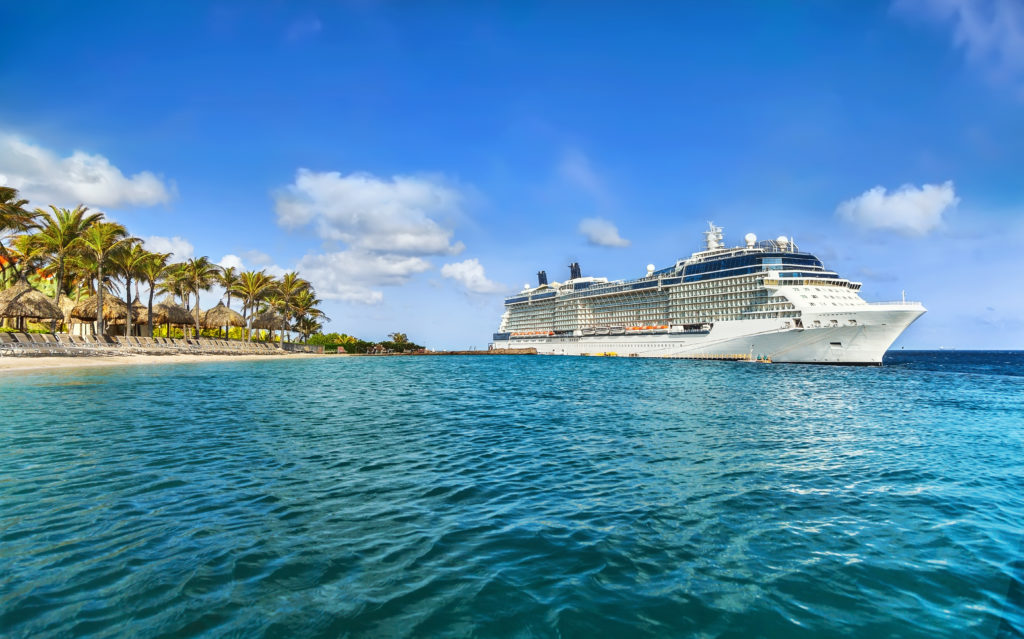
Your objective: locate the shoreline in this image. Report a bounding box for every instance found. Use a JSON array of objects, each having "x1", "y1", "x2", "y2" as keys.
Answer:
[{"x1": 0, "y1": 352, "x2": 333, "y2": 374}]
